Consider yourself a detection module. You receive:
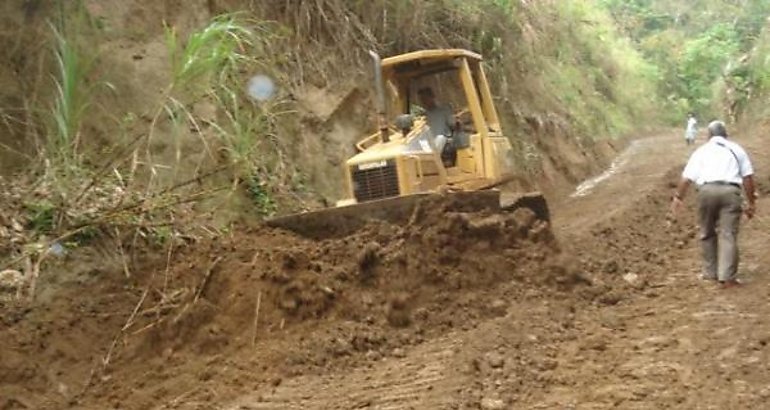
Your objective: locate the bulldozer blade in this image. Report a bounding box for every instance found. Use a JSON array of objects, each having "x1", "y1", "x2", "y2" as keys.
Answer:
[
  {"x1": 265, "y1": 190, "x2": 549, "y2": 240},
  {"x1": 266, "y1": 191, "x2": 499, "y2": 239}
]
